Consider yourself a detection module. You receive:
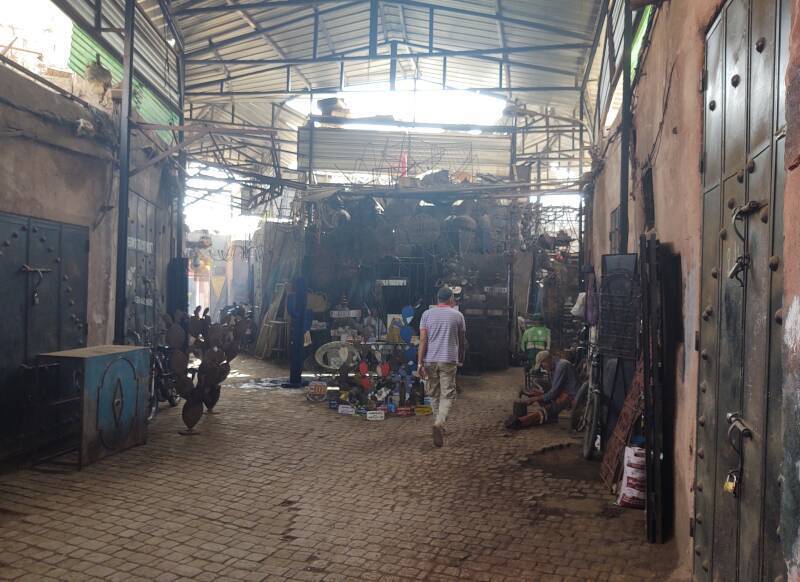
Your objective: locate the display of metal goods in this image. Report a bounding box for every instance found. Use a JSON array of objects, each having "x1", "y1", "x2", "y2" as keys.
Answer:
[{"x1": 293, "y1": 192, "x2": 534, "y2": 371}]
